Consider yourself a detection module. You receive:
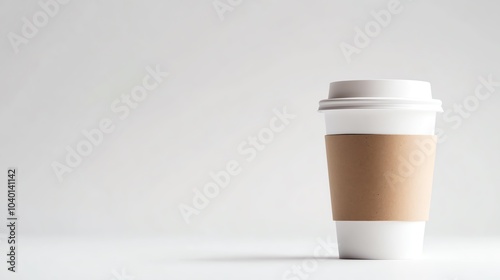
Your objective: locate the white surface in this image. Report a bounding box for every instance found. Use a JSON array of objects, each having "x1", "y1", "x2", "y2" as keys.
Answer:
[
  {"x1": 336, "y1": 221, "x2": 426, "y2": 259},
  {"x1": 0, "y1": 236, "x2": 499, "y2": 280}
]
